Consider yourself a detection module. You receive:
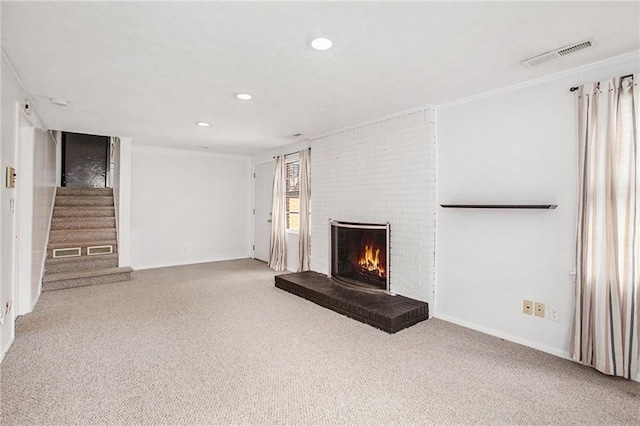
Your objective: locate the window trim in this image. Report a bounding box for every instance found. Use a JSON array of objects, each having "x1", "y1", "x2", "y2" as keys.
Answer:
[{"x1": 285, "y1": 154, "x2": 300, "y2": 233}]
